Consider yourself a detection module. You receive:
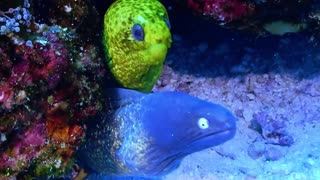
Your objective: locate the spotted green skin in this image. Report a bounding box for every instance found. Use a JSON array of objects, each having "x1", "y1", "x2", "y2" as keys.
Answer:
[{"x1": 103, "y1": 0, "x2": 172, "y2": 92}]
